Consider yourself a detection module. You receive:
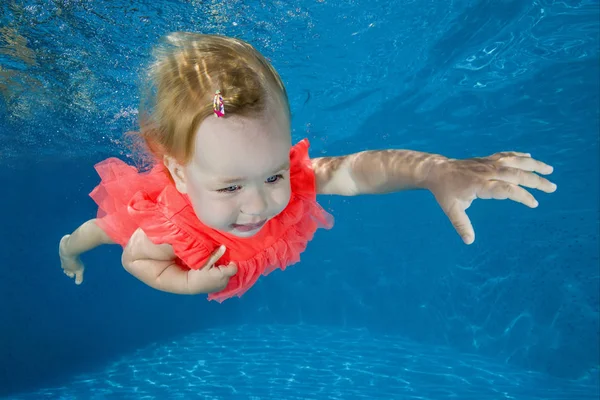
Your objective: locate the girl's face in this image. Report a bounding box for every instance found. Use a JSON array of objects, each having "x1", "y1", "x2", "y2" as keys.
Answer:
[{"x1": 166, "y1": 105, "x2": 292, "y2": 238}]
